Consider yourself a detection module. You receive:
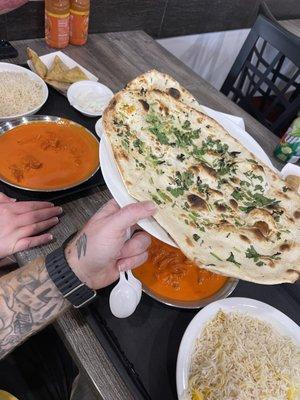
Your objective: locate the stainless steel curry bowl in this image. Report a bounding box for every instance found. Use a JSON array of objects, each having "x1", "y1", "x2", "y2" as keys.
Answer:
[
  {"x1": 0, "y1": 115, "x2": 100, "y2": 192},
  {"x1": 140, "y1": 277, "x2": 239, "y2": 309}
]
